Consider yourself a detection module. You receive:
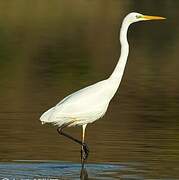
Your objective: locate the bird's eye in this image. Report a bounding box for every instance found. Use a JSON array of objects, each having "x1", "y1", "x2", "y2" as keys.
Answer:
[{"x1": 136, "y1": 15, "x2": 141, "y2": 19}]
